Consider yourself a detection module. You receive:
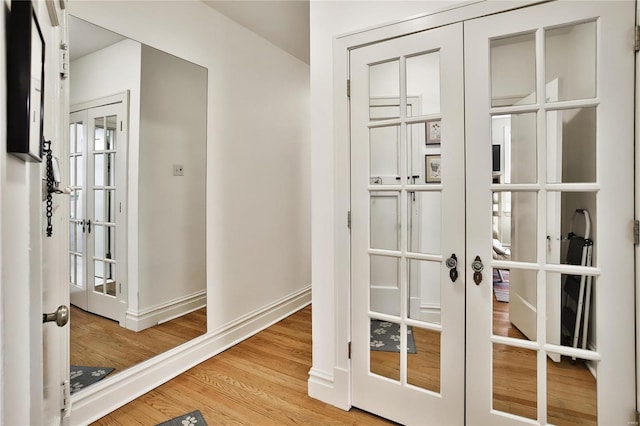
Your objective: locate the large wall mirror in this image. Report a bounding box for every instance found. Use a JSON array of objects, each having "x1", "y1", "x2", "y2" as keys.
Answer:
[{"x1": 68, "y1": 15, "x2": 207, "y2": 395}]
